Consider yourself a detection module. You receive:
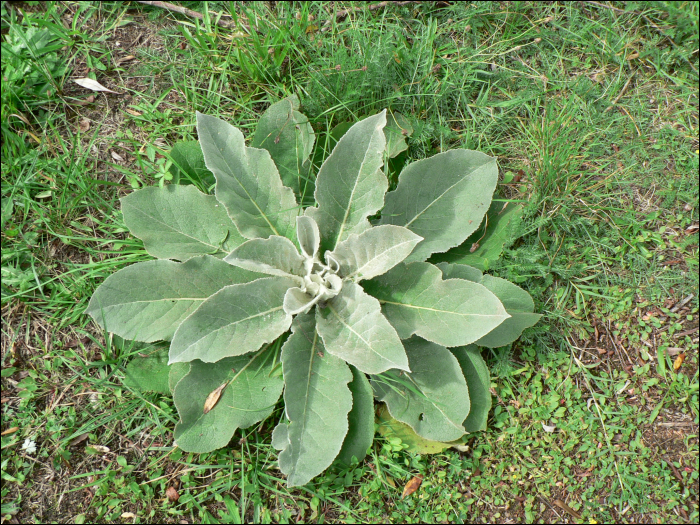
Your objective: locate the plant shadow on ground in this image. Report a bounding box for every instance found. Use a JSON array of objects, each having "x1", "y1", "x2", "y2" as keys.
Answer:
[{"x1": 1, "y1": 1, "x2": 697, "y2": 523}]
